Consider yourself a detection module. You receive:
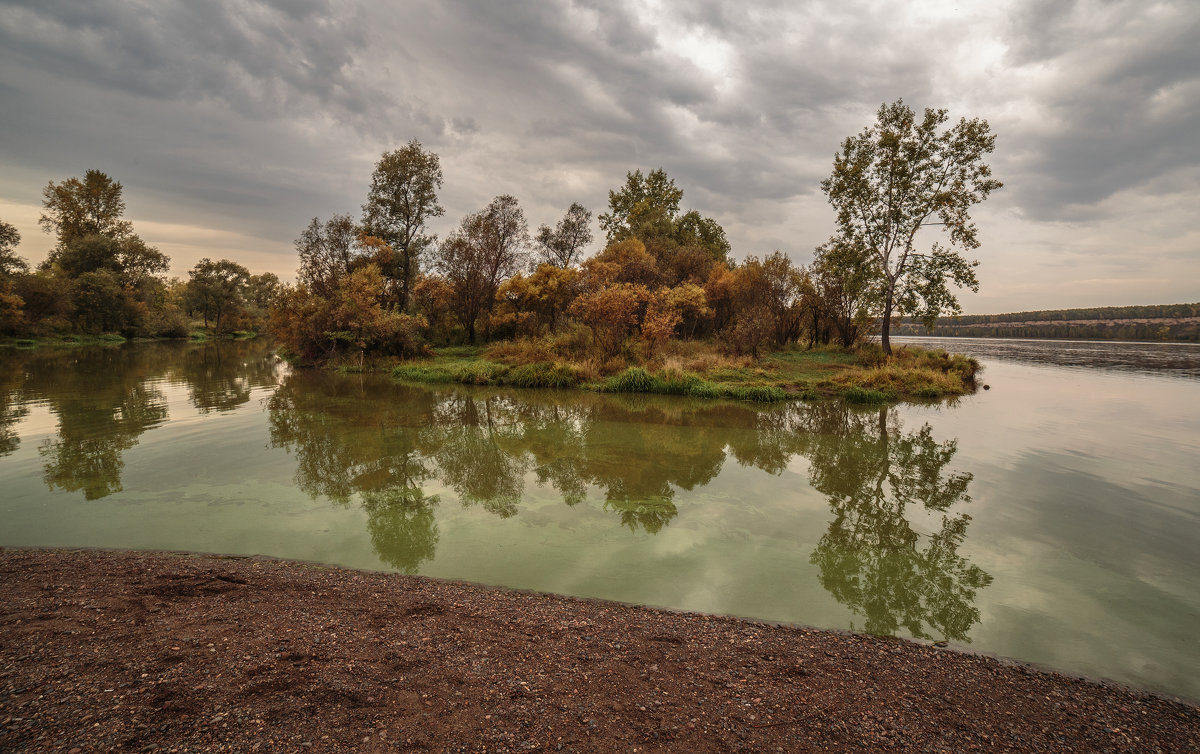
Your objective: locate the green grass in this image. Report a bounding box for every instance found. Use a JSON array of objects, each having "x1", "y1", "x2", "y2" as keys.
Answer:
[
  {"x1": 388, "y1": 342, "x2": 979, "y2": 405},
  {"x1": 392, "y1": 359, "x2": 583, "y2": 389}
]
